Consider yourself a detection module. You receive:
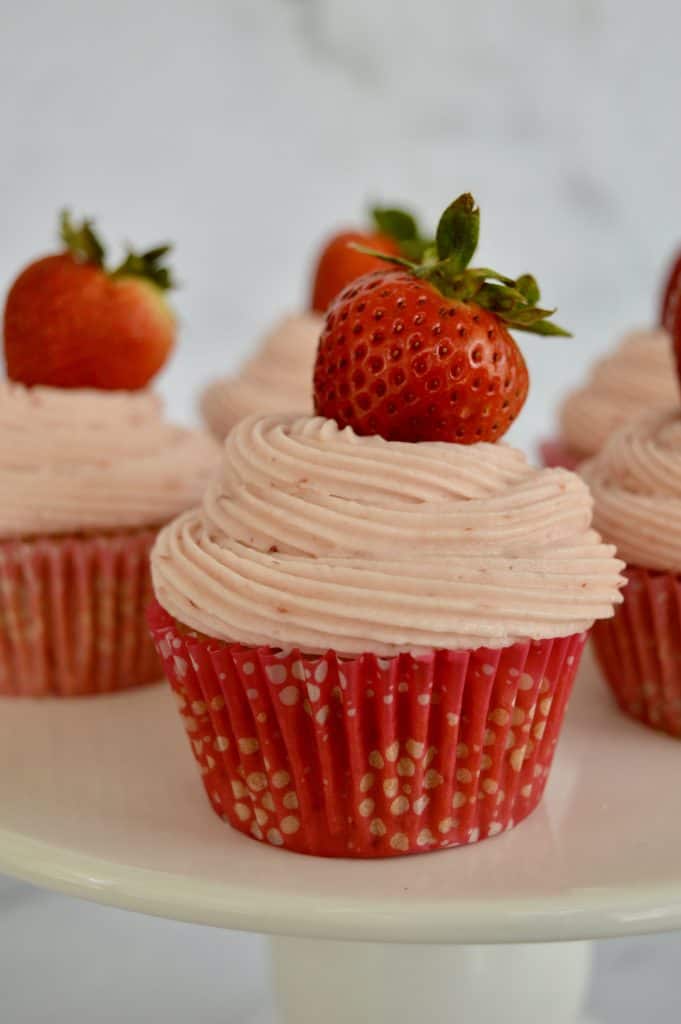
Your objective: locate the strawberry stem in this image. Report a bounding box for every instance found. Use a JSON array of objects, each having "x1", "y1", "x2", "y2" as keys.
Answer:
[
  {"x1": 353, "y1": 192, "x2": 571, "y2": 338},
  {"x1": 58, "y1": 211, "x2": 175, "y2": 291},
  {"x1": 60, "y1": 210, "x2": 106, "y2": 267}
]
